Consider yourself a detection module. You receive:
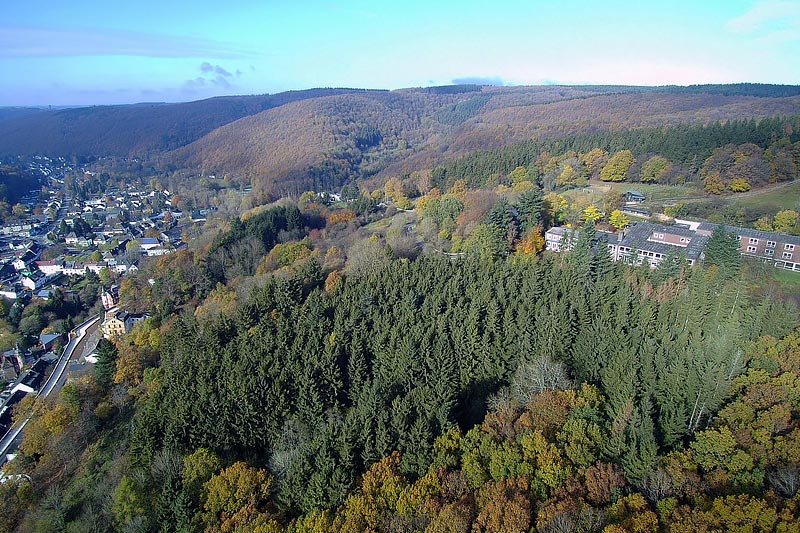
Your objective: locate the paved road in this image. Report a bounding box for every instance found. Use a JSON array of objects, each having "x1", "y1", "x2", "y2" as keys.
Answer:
[
  {"x1": 0, "y1": 315, "x2": 99, "y2": 463},
  {"x1": 40, "y1": 316, "x2": 99, "y2": 397},
  {"x1": 52, "y1": 319, "x2": 100, "y2": 392}
]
